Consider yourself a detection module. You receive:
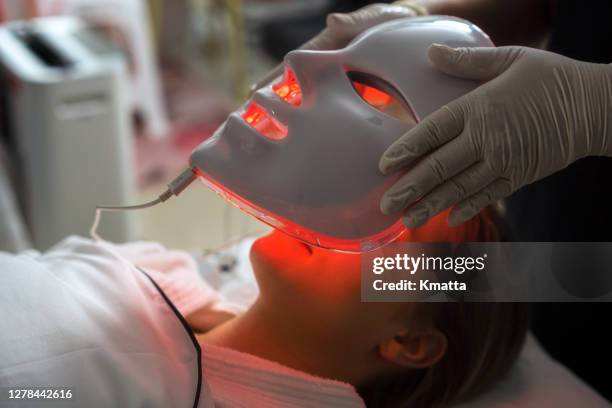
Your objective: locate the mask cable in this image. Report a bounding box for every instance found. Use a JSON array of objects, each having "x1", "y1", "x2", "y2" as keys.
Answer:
[{"x1": 90, "y1": 167, "x2": 198, "y2": 241}]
